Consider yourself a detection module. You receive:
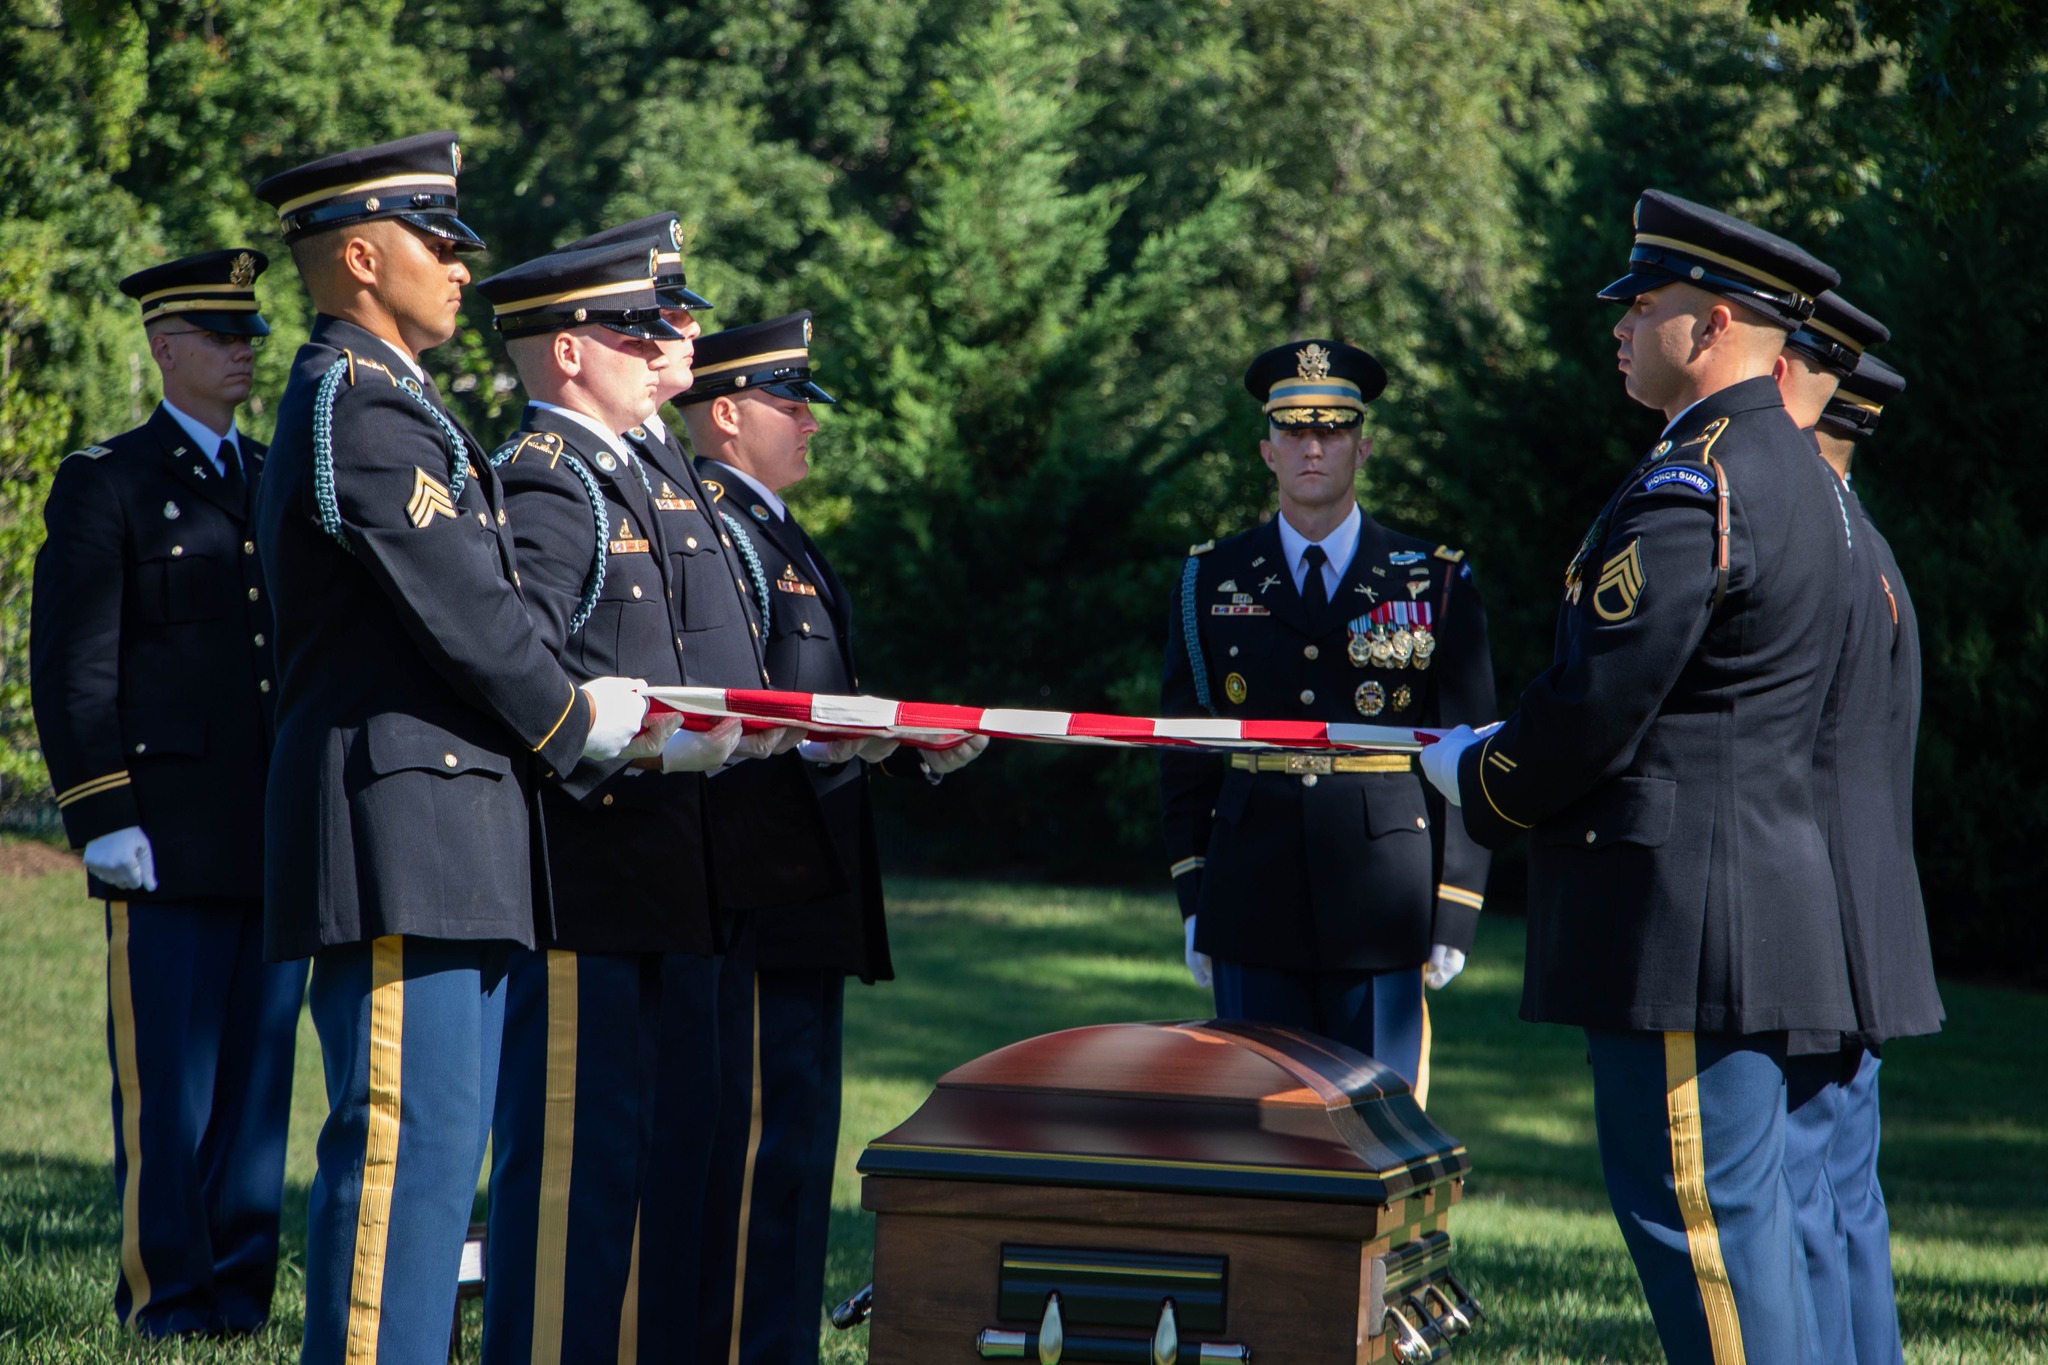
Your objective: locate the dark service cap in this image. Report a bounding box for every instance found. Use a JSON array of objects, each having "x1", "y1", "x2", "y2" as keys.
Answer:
[
  {"x1": 119, "y1": 249, "x2": 271, "y2": 337},
  {"x1": 1243, "y1": 339, "x2": 1387, "y2": 430},
  {"x1": 560, "y1": 213, "x2": 714, "y2": 312},
  {"x1": 676, "y1": 312, "x2": 835, "y2": 406},
  {"x1": 476, "y1": 240, "x2": 683, "y2": 341},
  {"x1": 256, "y1": 131, "x2": 485, "y2": 250},
  {"x1": 1598, "y1": 189, "x2": 1839, "y2": 330},
  {"x1": 1816, "y1": 352, "x2": 1905, "y2": 441},
  {"x1": 1786, "y1": 291, "x2": 1890, "y2": 379}
]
